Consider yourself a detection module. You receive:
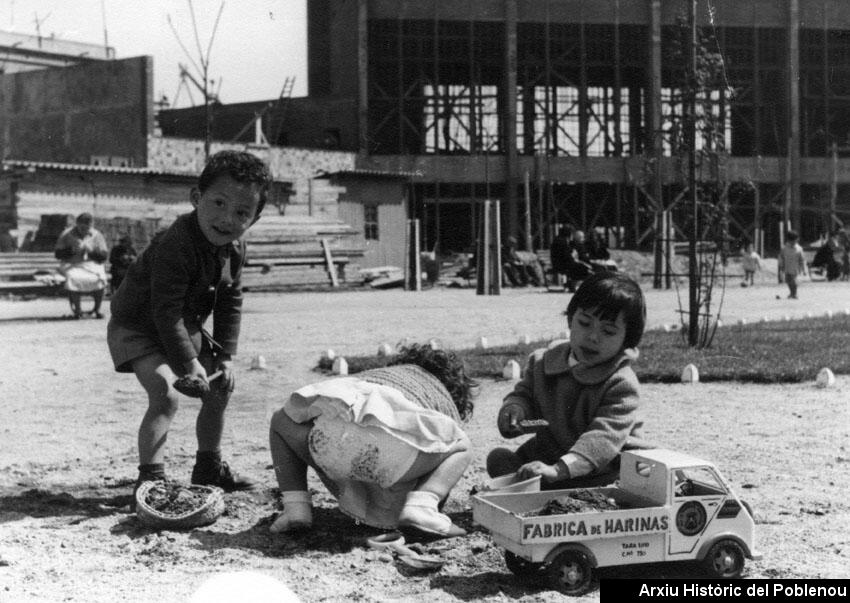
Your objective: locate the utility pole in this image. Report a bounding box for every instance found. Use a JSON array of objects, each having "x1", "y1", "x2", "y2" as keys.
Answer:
[{"x1": 687, "y1": 0, "x2": 699, "y2": 346}]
